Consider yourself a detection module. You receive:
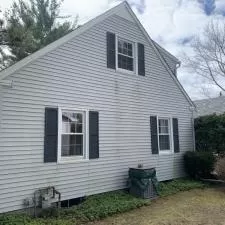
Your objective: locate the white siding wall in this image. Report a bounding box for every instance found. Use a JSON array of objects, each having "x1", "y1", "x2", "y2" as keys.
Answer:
[{"x1": 0, "y1": 14, "x2": 193, "y2": 213}]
